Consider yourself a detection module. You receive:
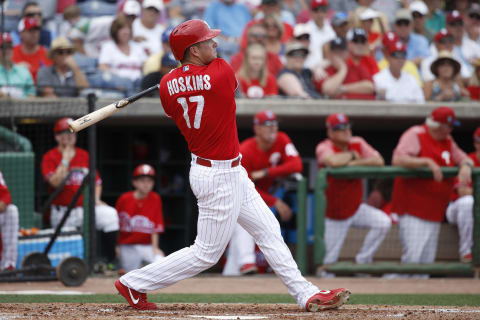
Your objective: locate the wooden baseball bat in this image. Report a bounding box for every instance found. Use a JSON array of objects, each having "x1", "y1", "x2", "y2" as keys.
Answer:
[{"x1": 69, "y1": 84, "x2": 160, "y2": 133}]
